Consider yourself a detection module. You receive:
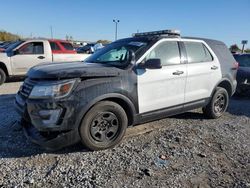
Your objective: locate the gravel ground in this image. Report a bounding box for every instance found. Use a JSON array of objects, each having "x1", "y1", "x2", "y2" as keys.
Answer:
[{"x1": 0, "y1": 82, "x2": 249, "y2": 188}]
